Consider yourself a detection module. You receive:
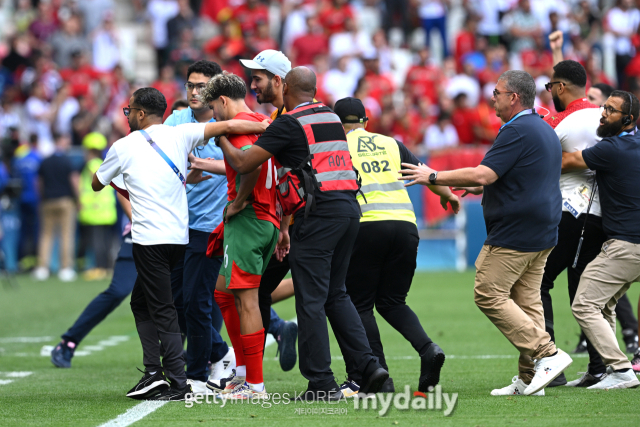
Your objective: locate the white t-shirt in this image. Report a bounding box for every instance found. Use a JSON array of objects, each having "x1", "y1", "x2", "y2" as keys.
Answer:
[
  {"x1": 554, "y1": 106, "x2": 602, "y2": 217},
  {"x1": 424, "y1": 123, "x2": 459, "y2": 151},
  {"x1": 607, "y1": 7, "x2": 640, "y2": 55},
  {"x1": 96, "y1": 123, "x2": 207, "y2": 245}
]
